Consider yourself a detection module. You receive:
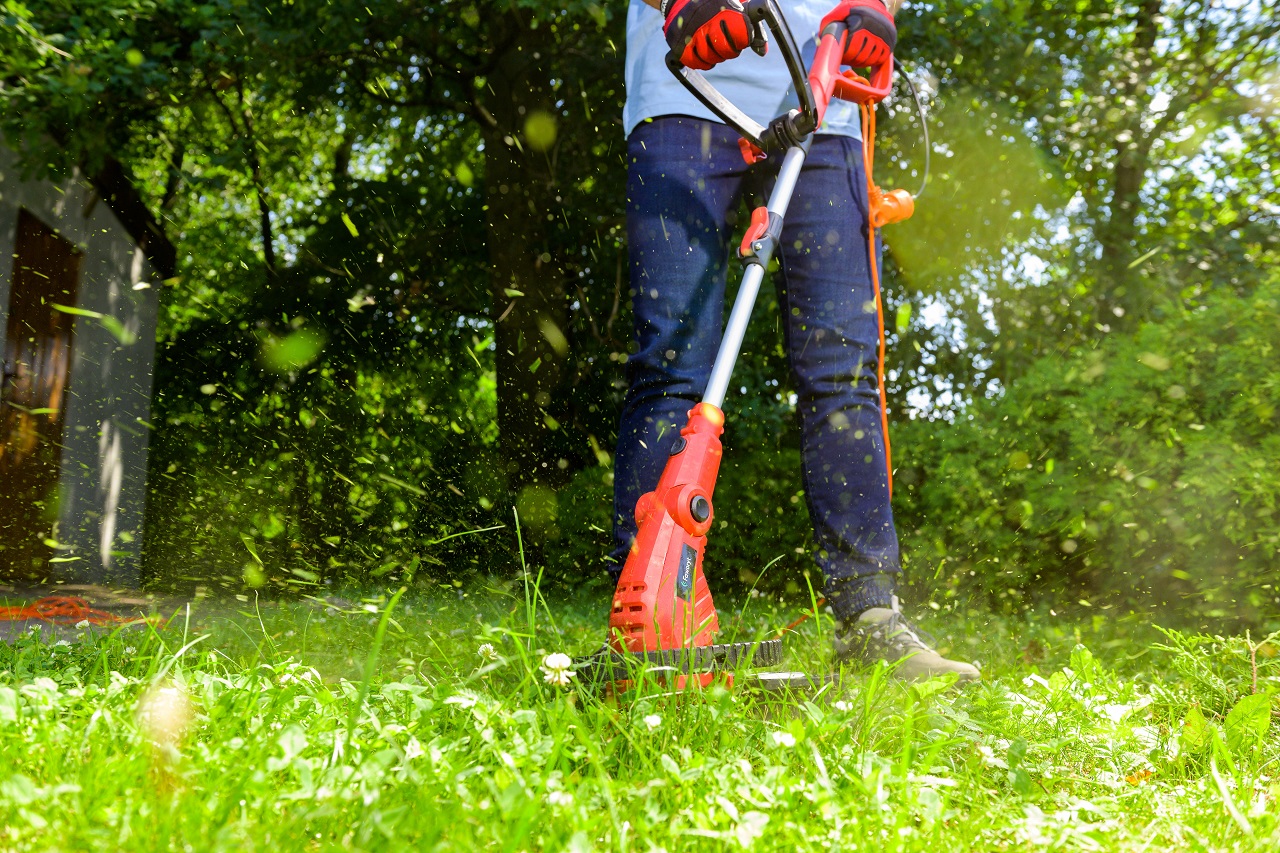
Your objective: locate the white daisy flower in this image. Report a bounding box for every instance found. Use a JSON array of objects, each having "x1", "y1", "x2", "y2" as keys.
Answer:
[{"x1": 541, "y1": 652, "x2": 575, "y2": 687}]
